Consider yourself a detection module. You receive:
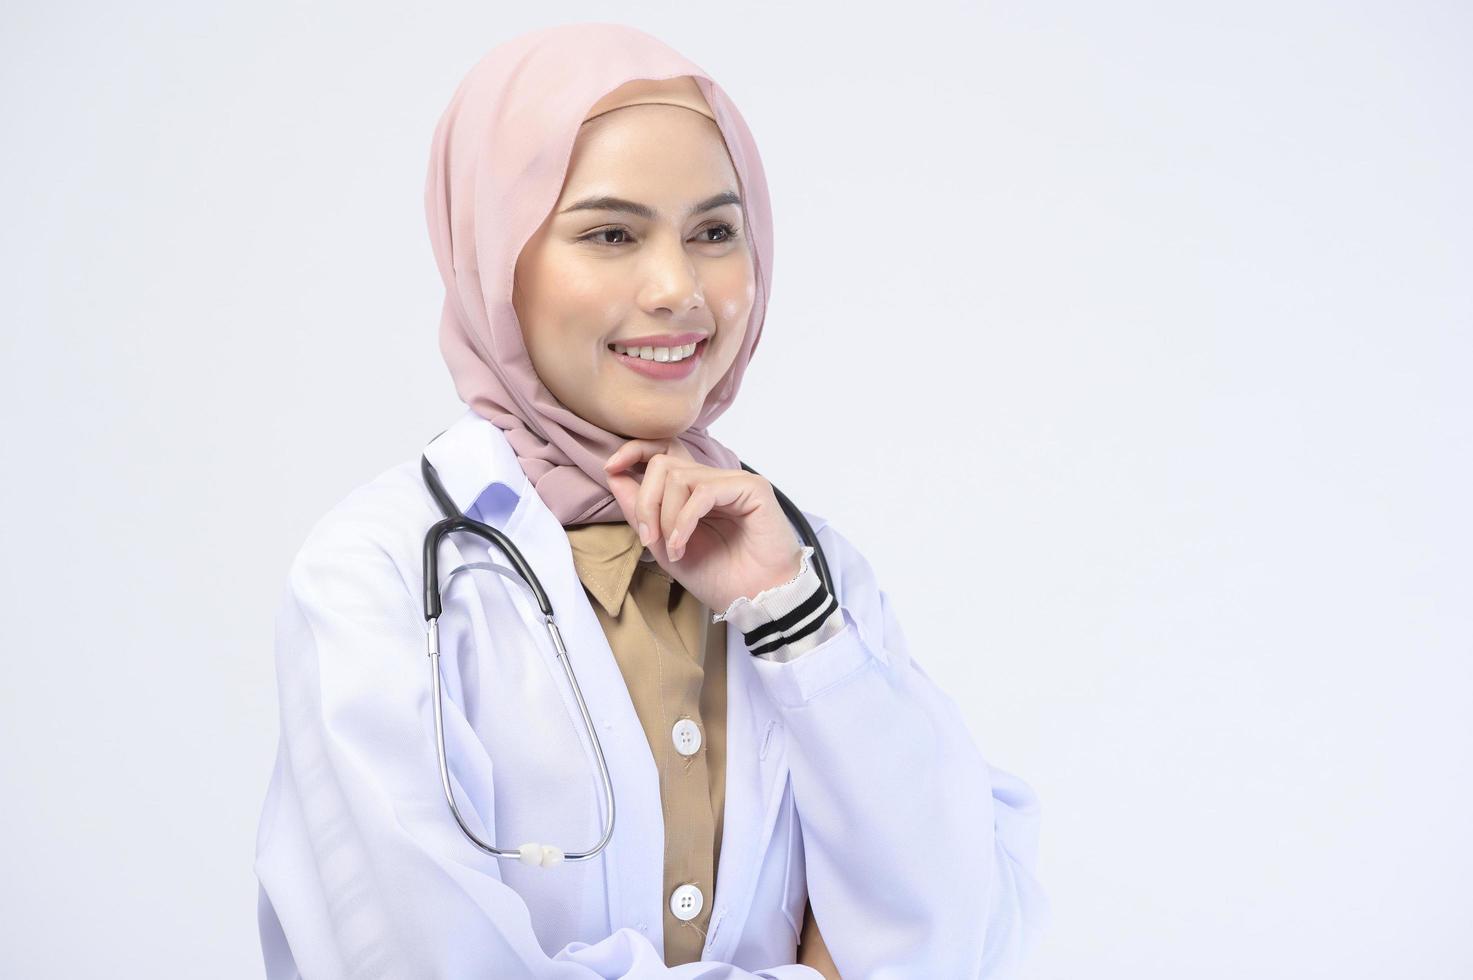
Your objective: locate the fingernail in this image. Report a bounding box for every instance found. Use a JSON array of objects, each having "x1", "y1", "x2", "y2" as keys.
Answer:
[{"x1": 638, "y1": 522, "x2": 650, "y2": 545}]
